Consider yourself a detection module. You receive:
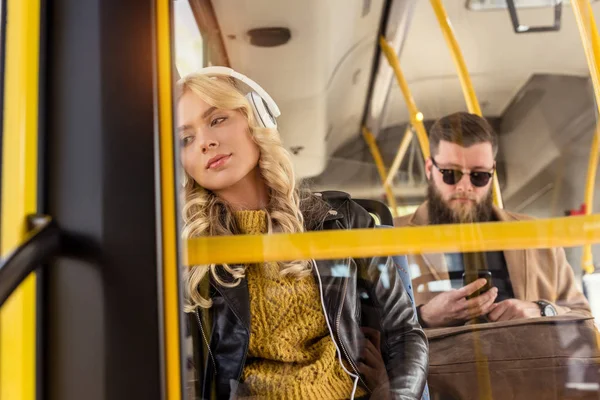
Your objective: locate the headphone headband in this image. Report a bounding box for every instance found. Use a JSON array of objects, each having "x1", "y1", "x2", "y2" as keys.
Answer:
[{"x1": 197, "y1": 66, "x2": 281, "y2": 118}]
